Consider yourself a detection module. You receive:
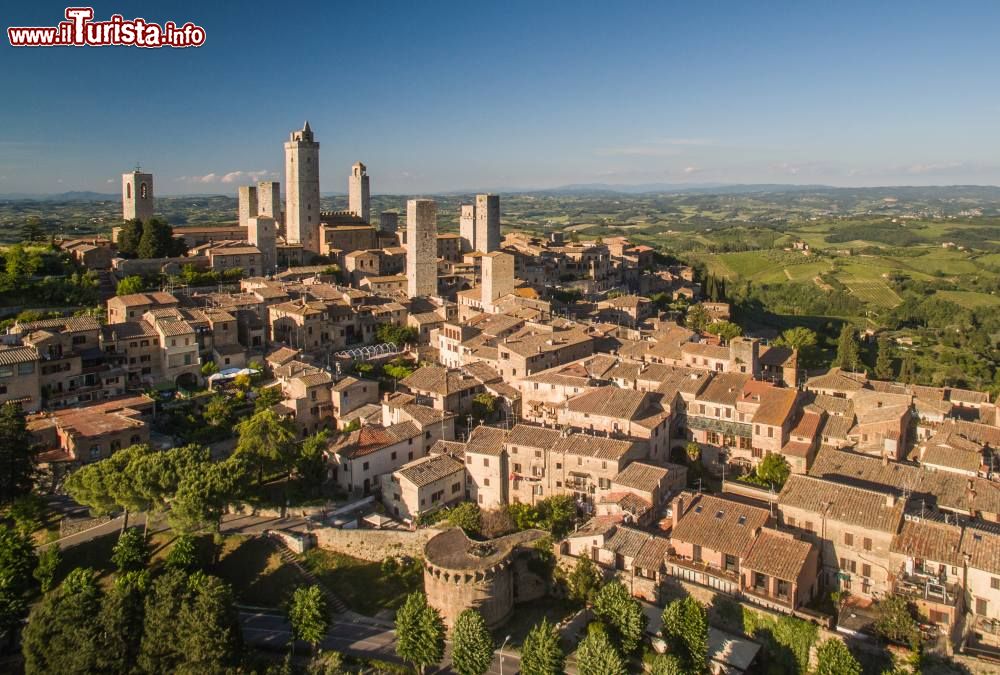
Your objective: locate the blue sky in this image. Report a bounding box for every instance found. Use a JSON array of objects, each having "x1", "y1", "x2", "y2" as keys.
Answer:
[{"x1": 2, "y1": 0, "x2": 1000, "y2": 194}]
